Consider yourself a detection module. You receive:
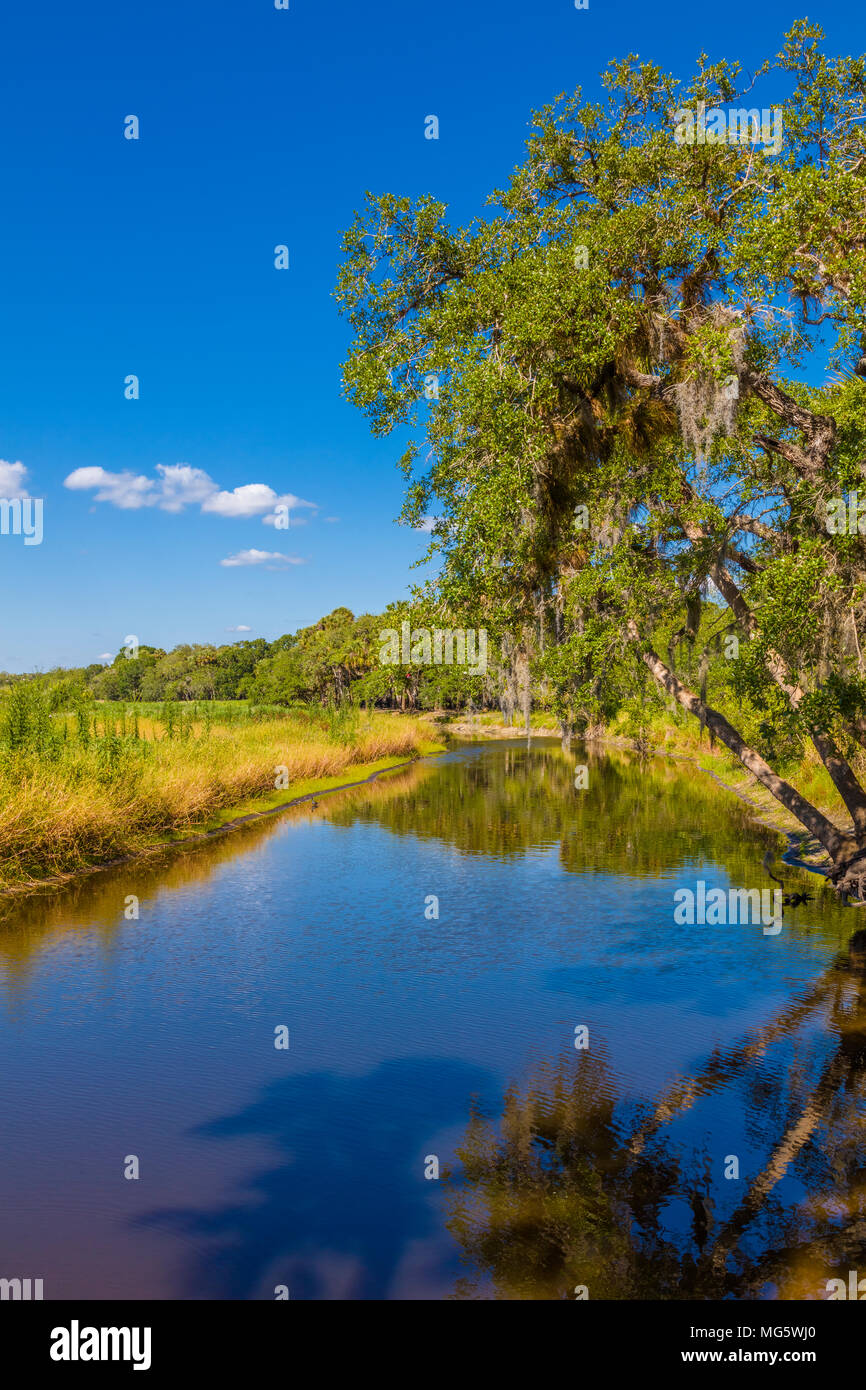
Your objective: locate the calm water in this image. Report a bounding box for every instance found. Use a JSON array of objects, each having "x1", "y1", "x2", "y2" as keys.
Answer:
[{"x1": 0, "y1": 739, "x2": 863, "y2": 1300}]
